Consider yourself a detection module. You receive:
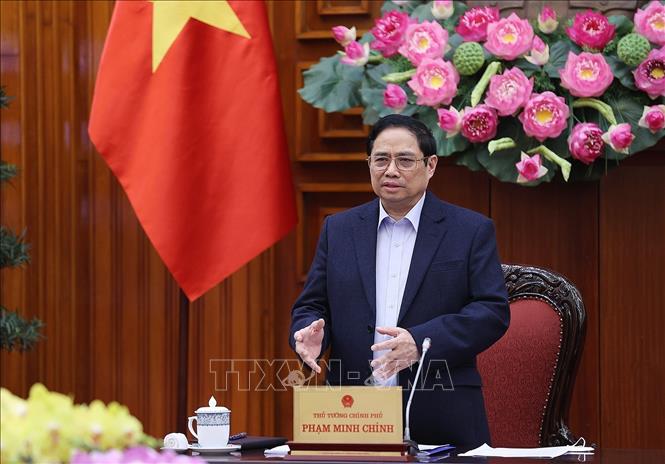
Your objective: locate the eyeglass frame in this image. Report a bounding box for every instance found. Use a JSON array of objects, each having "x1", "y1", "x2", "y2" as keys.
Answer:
[{"x1": 366, "y1": 153, "x2": 434, "y2": 171}]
